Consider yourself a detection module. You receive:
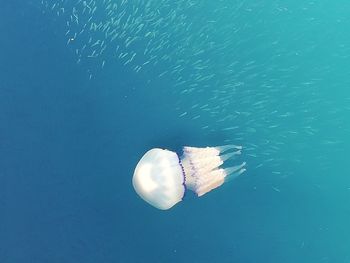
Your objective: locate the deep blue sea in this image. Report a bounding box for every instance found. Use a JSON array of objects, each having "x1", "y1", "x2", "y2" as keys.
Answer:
[{"x1": 1, "y1": 1, "x2": 350, "y2": 262}]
